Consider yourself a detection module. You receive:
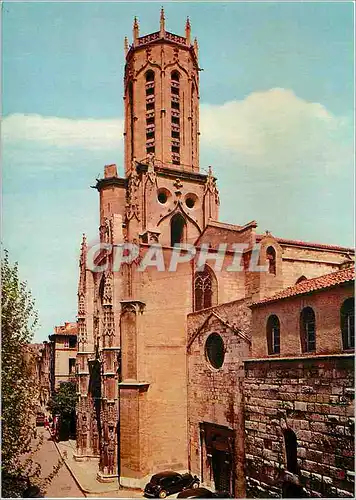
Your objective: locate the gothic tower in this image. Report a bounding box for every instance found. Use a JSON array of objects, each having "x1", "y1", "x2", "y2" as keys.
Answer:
[
  {"x1": 76, "y1": 10, "x2": 220, "y2": 487},
  {"x1": 124, "y1": 10, "x2": 199, "y2": 174}
]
